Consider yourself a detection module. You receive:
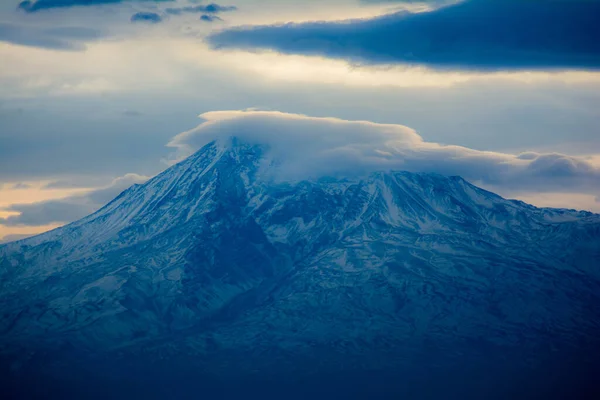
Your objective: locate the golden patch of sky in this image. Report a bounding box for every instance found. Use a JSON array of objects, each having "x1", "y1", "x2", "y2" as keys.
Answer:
[
  {"x1": 192, "y1": 49, "x2": 600, "y2": 88},
  {"x1": 0, "y1": 181, "x2": 92, "y2": 242},
  {"x1": 0, "y1": 224, "x2": 63, "y2": 243},
  {"x1": 223, "y1": 0, "x2": 436, "y2": 25},
  {"x1": 507, "y1": 192, "x2": 600, "y2": 214}
]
